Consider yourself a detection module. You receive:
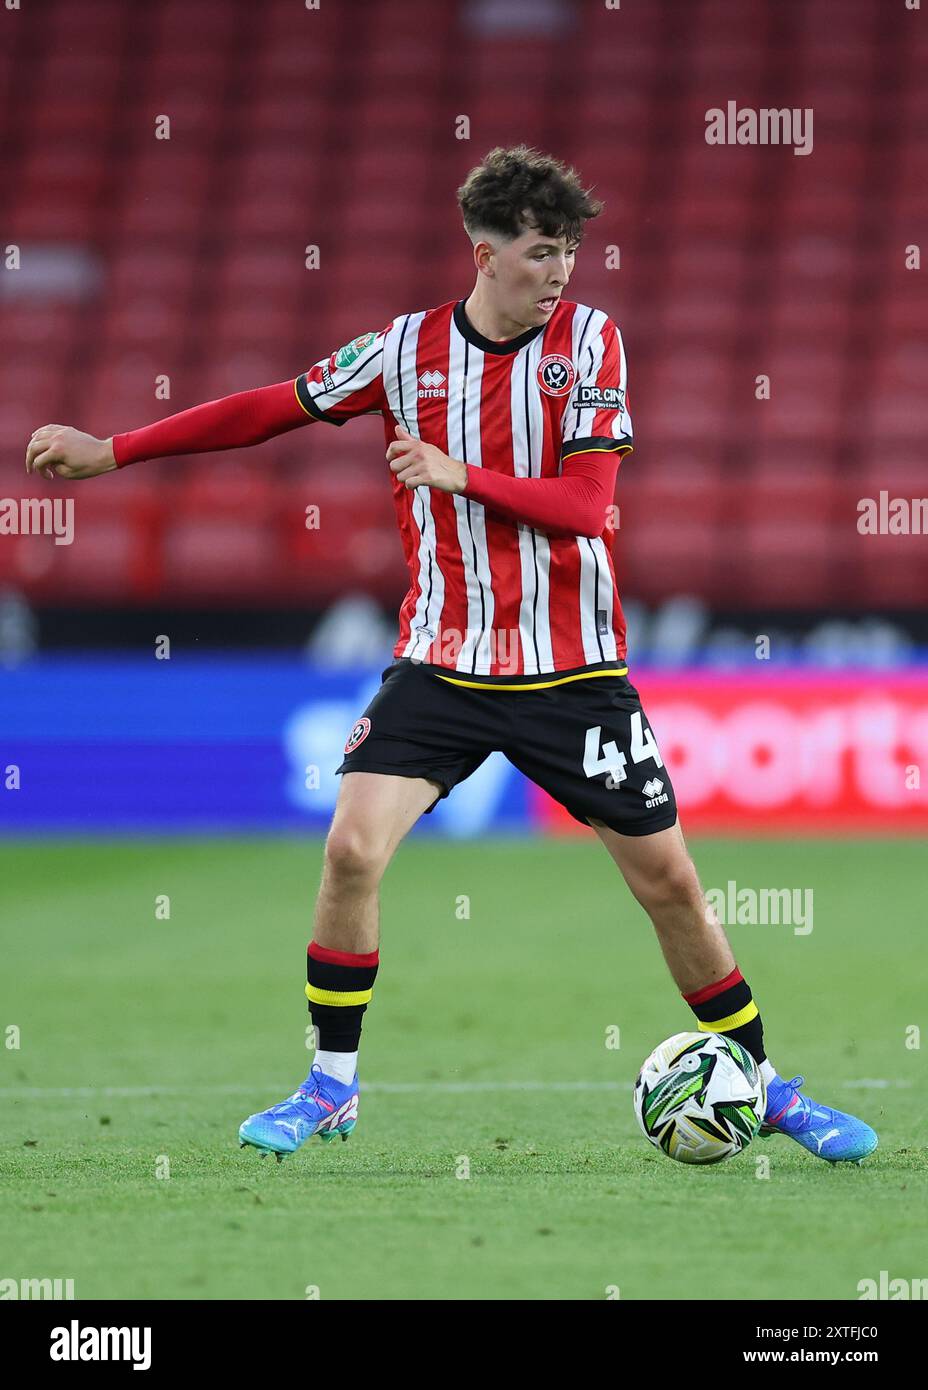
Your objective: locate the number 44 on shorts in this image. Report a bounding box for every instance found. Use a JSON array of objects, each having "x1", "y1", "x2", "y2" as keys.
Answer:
[{"x1": 582, "y1": 712, "x2": 664, "y2": 790}]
